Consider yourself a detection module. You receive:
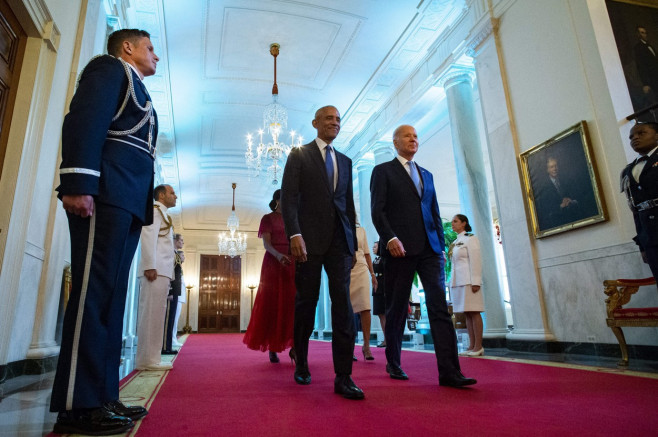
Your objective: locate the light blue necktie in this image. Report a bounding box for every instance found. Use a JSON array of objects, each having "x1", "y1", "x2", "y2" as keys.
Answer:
[
  {"x1": 325, "y1": 145, "x2": 334, "y2": 193},
  {"x1": 408, "y1": 161, "x2": 422, "y2": 196}
]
